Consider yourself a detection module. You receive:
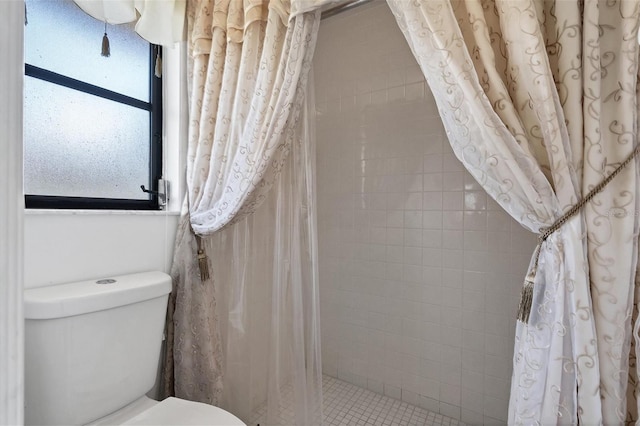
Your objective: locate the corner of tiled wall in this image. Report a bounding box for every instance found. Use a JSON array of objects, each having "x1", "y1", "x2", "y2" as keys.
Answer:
[{"x1": 314, "y1": 3, "x2": 537, "y2": 425}]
